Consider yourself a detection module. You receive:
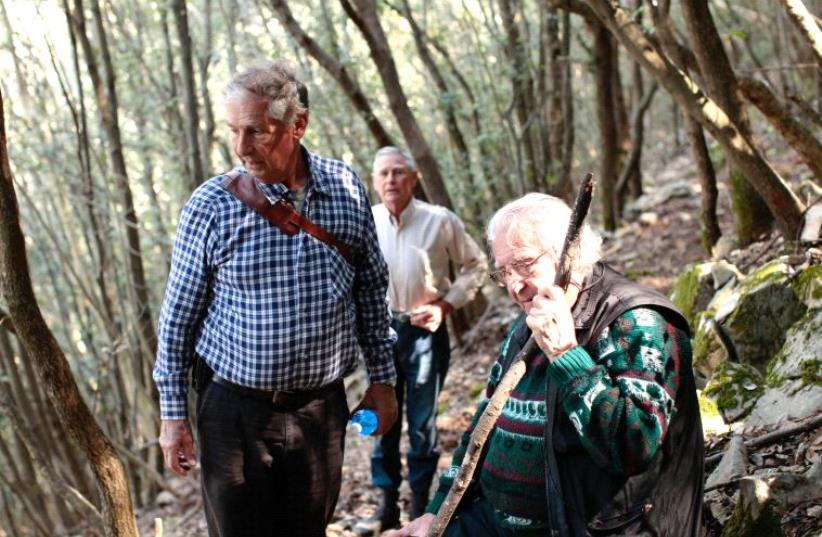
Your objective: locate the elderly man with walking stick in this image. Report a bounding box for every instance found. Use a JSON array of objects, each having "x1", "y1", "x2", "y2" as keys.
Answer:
[{"x1": 388, "y1": 192, "x2": 704, "y2": 537}]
